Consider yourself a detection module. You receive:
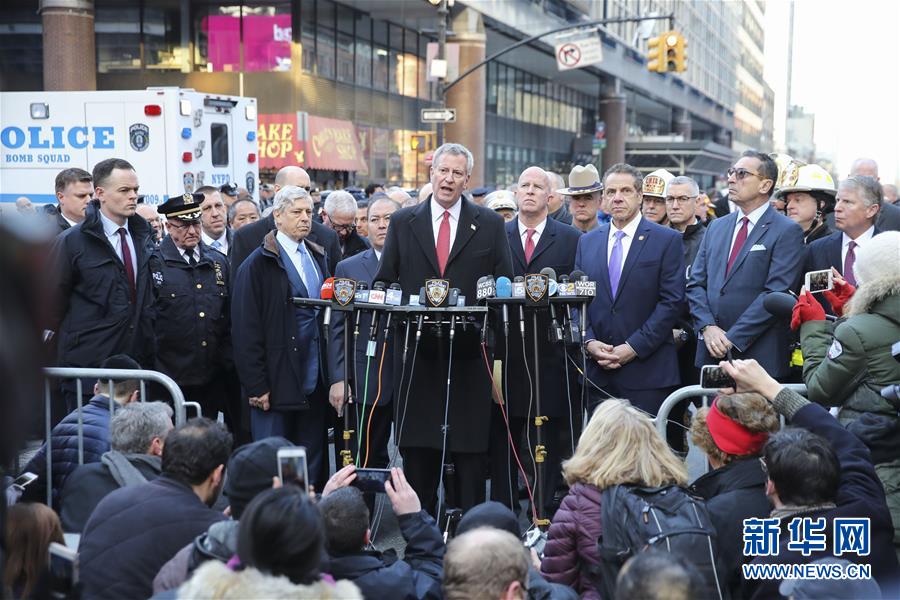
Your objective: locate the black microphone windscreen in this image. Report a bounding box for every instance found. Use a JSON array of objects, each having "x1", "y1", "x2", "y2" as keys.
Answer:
[
  {"x1": 763, "y1": 292, "x2": 796, "y2": 318},
  {"x1": 540, "y1": 267, "x2": 557, "y2": 282},
  {"x1": 570, "y1": 270, "x2": 586, "y2": 280}
]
